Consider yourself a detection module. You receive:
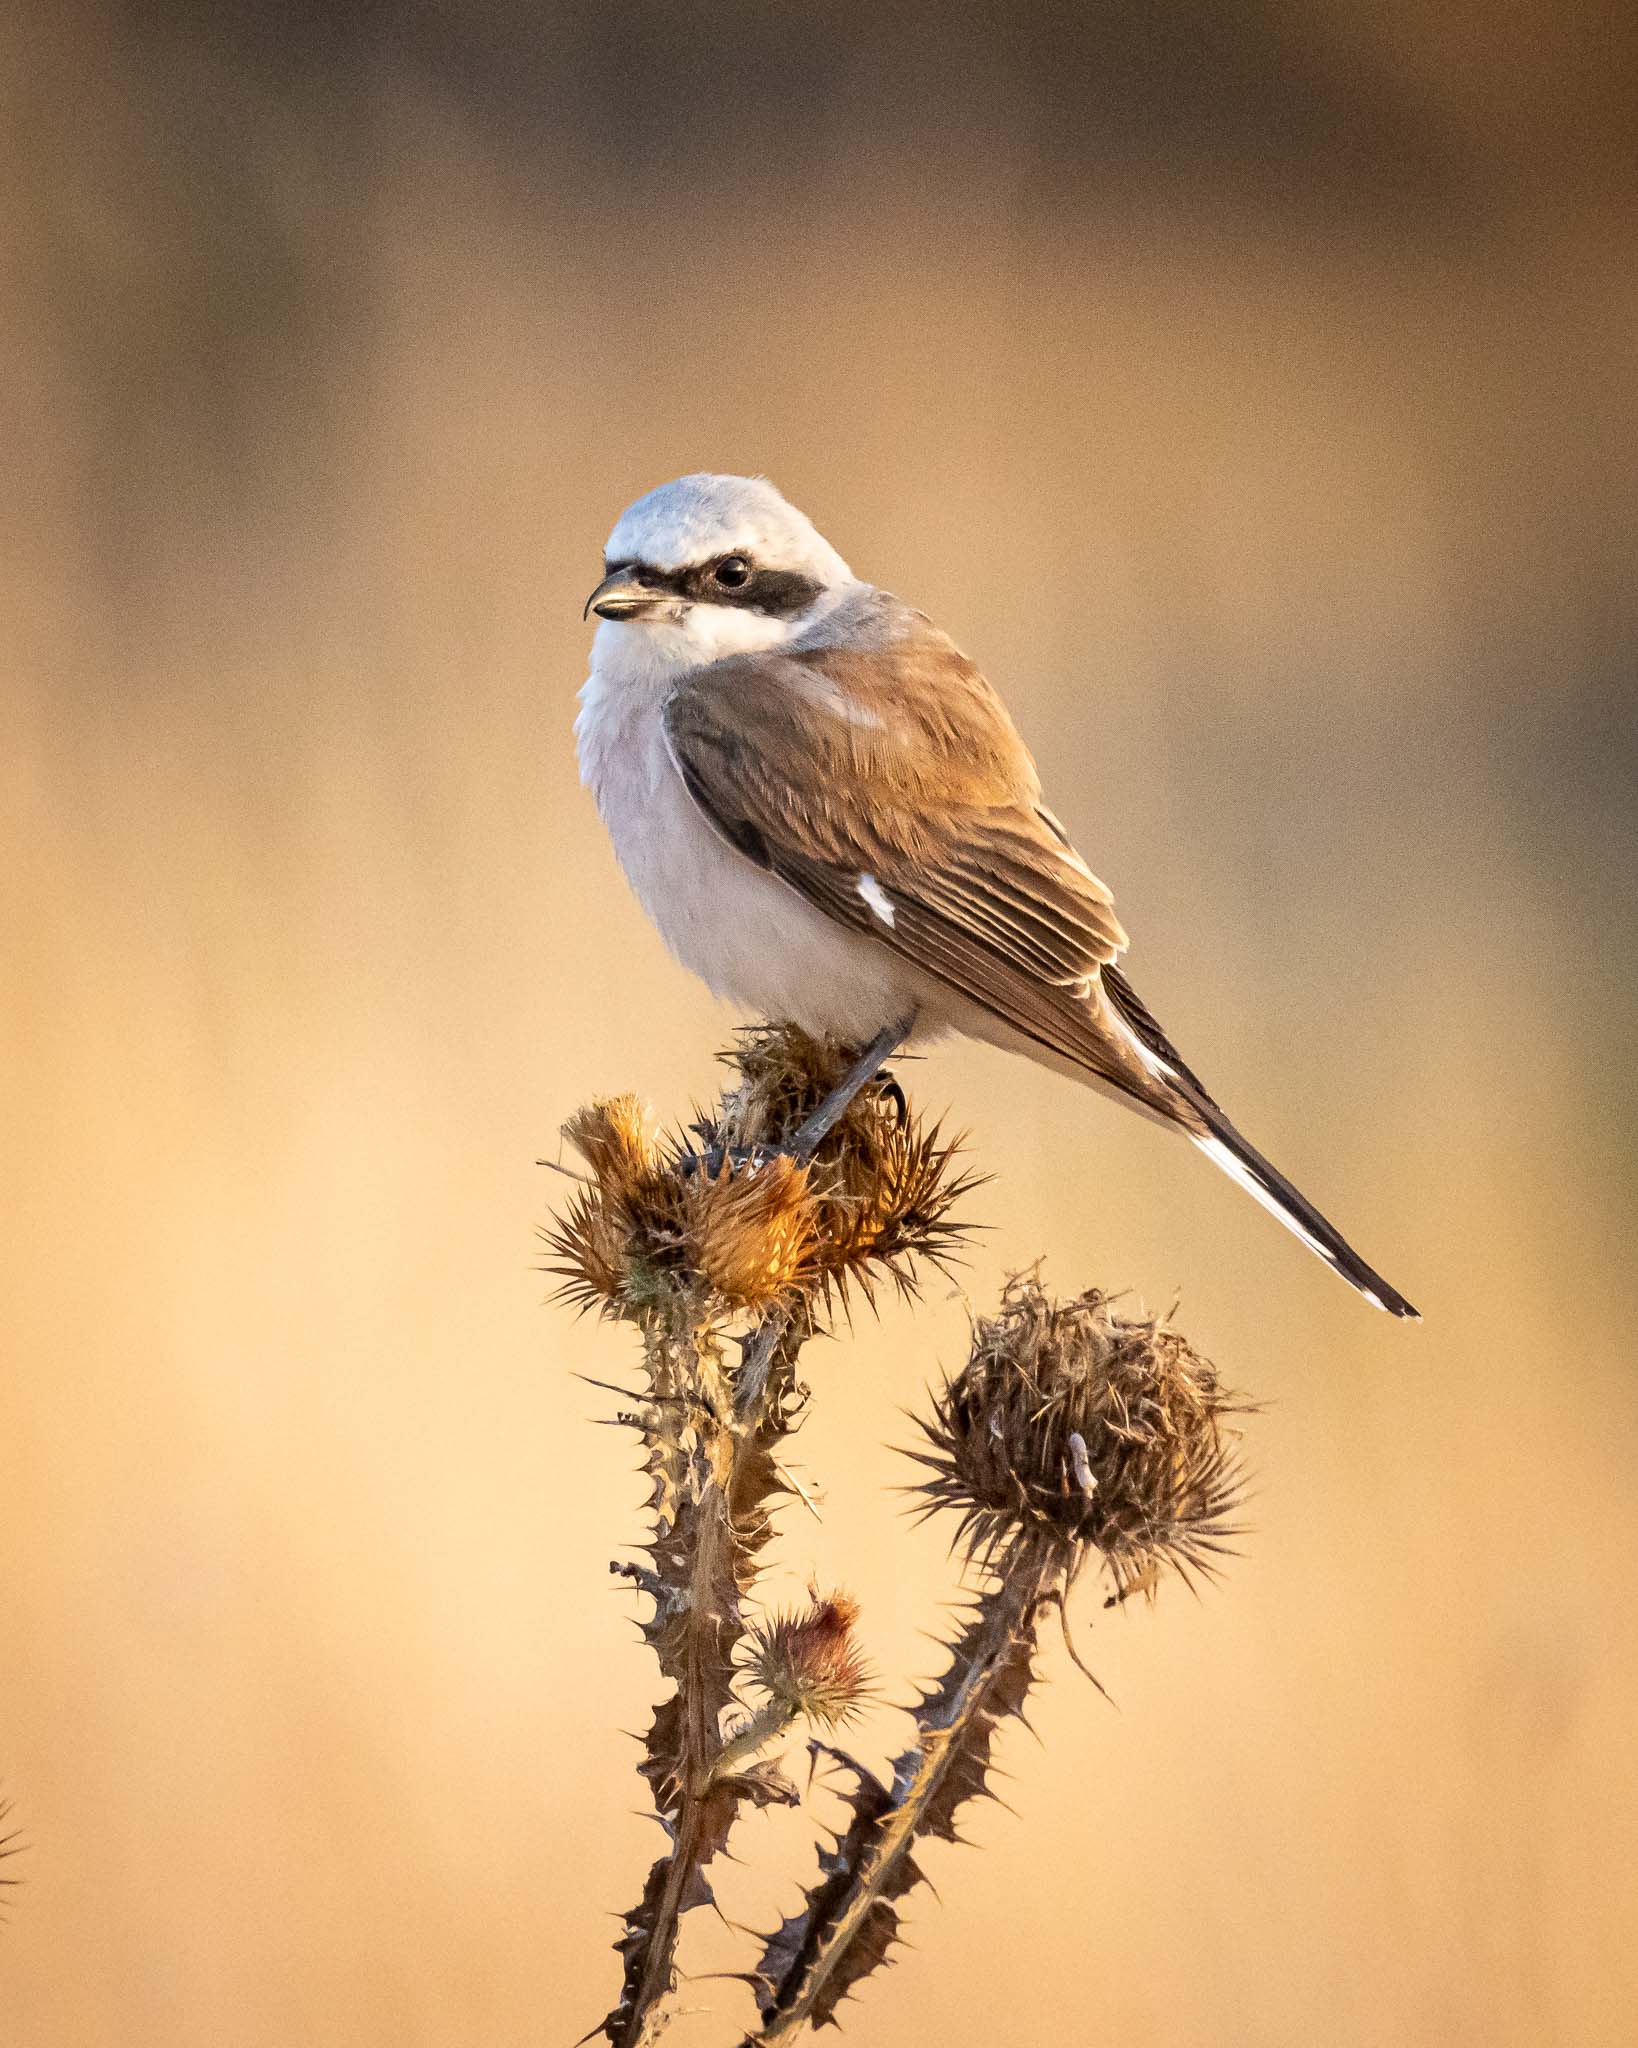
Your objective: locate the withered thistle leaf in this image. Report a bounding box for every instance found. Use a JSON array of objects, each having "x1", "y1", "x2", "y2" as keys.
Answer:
[
  {"x1": 750, "y1": 1560, "x2": 1052, "y2": 2038},
  {"x1": 727, "y1": 1757, "x2": 803, "y2": 1811},
  {"x1": 750, "y1": 1746, "x2": 899, "y2": 2027}
]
